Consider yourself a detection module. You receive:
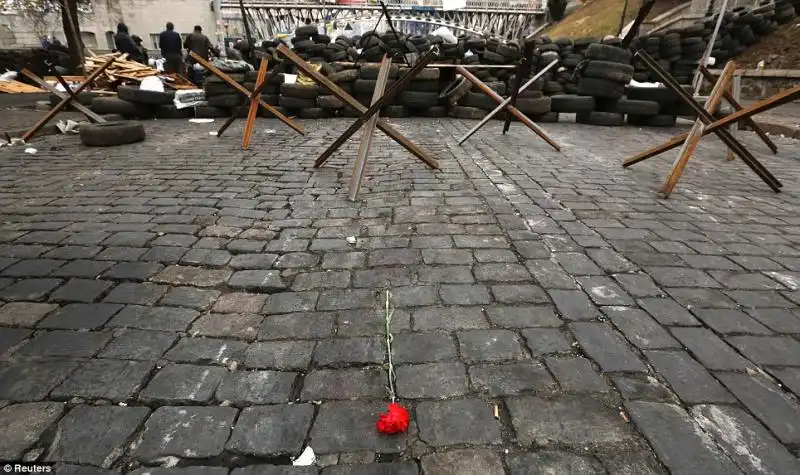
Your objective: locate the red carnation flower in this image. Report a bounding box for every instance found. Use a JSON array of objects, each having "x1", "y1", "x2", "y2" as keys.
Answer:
[{"x1": 376, "y1": 402, "x2": 410, "y2": 434}]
